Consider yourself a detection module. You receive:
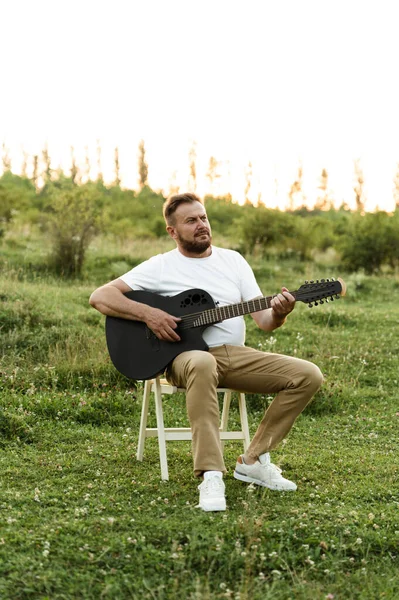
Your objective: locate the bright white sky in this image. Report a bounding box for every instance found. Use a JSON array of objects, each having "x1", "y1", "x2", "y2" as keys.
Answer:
[{"x1": 1, "y1": 0, "x2": 399, "y2": 210}]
